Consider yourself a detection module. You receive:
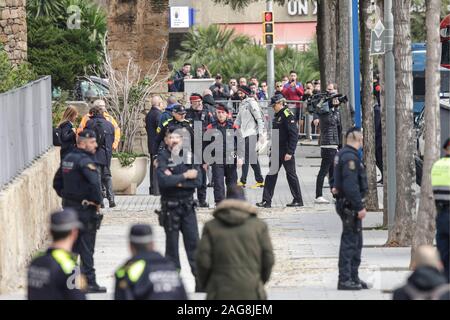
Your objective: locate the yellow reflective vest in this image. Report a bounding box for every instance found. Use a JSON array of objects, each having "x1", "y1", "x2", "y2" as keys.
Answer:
[{"x1": 431, "y1": 156, "x2": 450, "y2": 201}]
